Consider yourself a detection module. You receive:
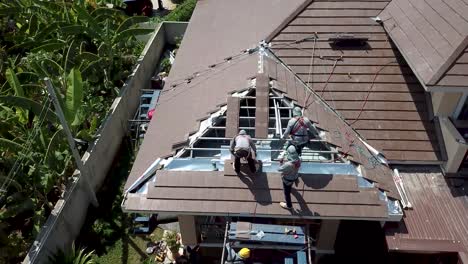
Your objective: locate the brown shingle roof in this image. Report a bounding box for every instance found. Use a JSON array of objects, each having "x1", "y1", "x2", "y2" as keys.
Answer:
[
  {"x1": 385, "y1": 167, "x2": 468, "y2": 254},
  {"x1": 124, "y1": 0, "x2": 306, "y2": 190},
  {"x1": 267, "y1": 0, "x2": 441, "y2": 164},
  {"x1": 123, "y1": 170, "x2": 390, "y2": 220},
  {"x1": 379, "y1": 0, "x2": 468, "y2": 90}
]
